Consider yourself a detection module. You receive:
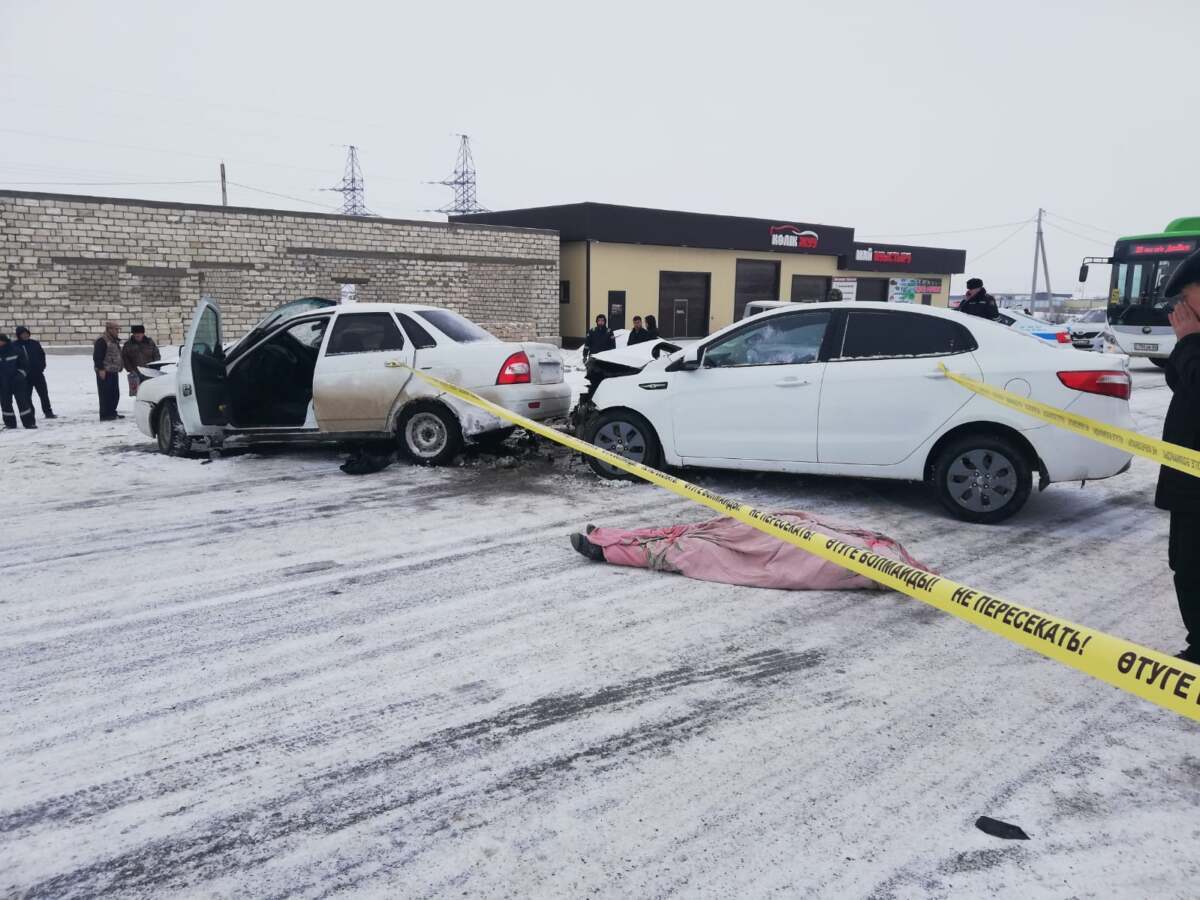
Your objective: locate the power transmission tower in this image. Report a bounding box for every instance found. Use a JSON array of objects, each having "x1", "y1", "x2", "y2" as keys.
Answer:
[
  {"x1": 430, "y1": 134, "x2": 488, "y2": 216},
  {"x1": 1029, "y1": 207, "x2": 1053, "y2": 316},
  {"x1": 328, "y1": 145, "x2": 370, "y2": 216}
]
